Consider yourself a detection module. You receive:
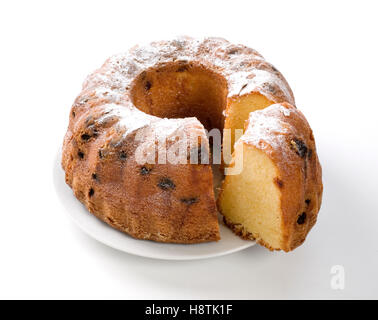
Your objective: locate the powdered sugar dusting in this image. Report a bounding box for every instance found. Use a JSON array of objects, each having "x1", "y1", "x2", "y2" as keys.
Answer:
[
  {"x1": 239, "y1": 103, "x2": 298, "y2": 162},
  {"x1": 76, "y1": 37, "x2": 295, "y2": 146},
  {"x1": 279, "y1": 104, "x2": 291, "y2": 117},
  {"x1": 98, "y1": 103, "x2": 158, "y2": 137}
]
